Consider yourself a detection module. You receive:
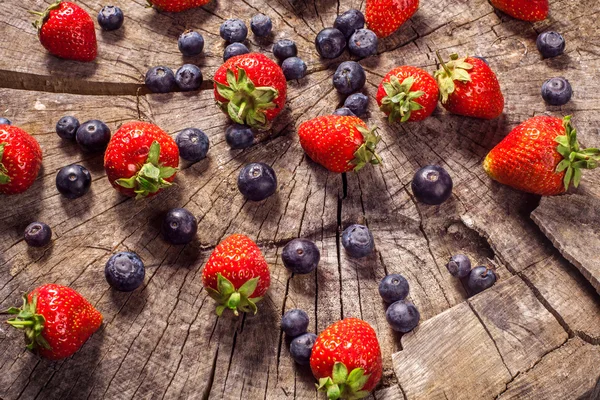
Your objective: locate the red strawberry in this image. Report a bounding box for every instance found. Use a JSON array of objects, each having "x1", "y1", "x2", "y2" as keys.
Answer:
[
  {"x1": 5, "y1": 284, "x2": 103, "y2": 360},
  {"x1": 489, "y1": 0, "x2": 548, "y2": 21},
  {"x1": 365, "y1": 0, "x2": 418, "y2": 38},
  {"x1": 31, "y1": 1, "x2": 97, "y2": 62},
  {"x1": 376, "y1": 66, "x2": 439, "y2": 123},
  {"x1": 0, "y1": 125, "x2": 43, "y2": 195},
  {"x1": 298, "y1": 115, "x2": 381, "y2": 173},
  {"x1": 484, "y1": 116, "x2": 600, "y2": 196},
  {"x1": 310, "y1": 318, "x2": 383, "y2": 399},
  {"x1": 202, "y1": 234, "x2": 270, "y2": 316},
  {"x1": 147, "y1": 0, "x2": 211, "y2": 12},
  {"x1": 214, "y1": 53, "x2": 287, "y2": 130},
  {"x1": 104, "y1": 121, "x2": 179, "y2": 199},
  {"x1": 435, "y1": 53, "x2": 504, "y2": 119}
]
